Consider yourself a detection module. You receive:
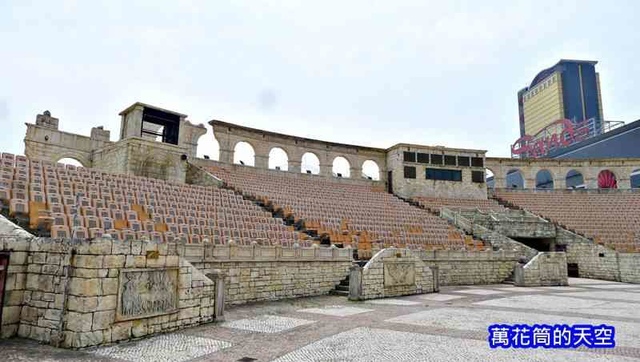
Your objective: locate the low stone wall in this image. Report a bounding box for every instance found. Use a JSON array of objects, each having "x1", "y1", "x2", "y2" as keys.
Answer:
[
  {"x1": 514, "y1": 252, "x2": 568, "y2": 287},
  {"x1": 418, "y1": 250, "x2": 519, "y2": 286},
  {"x1": 0, "y1": 217, "x2": 219, "y2": 349},
  {"x1": 556, "y1": 228, "x2": 639, "y2": 283},
  {"x1": 183, "y1": 243, "x2": 353, "y2": 305},
  {"x1": 619, "y1": 254, "x2": 640, "y2": 283},
  {"x1": 349, "y1": 248, "x2": 435, "y2": 300}
]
